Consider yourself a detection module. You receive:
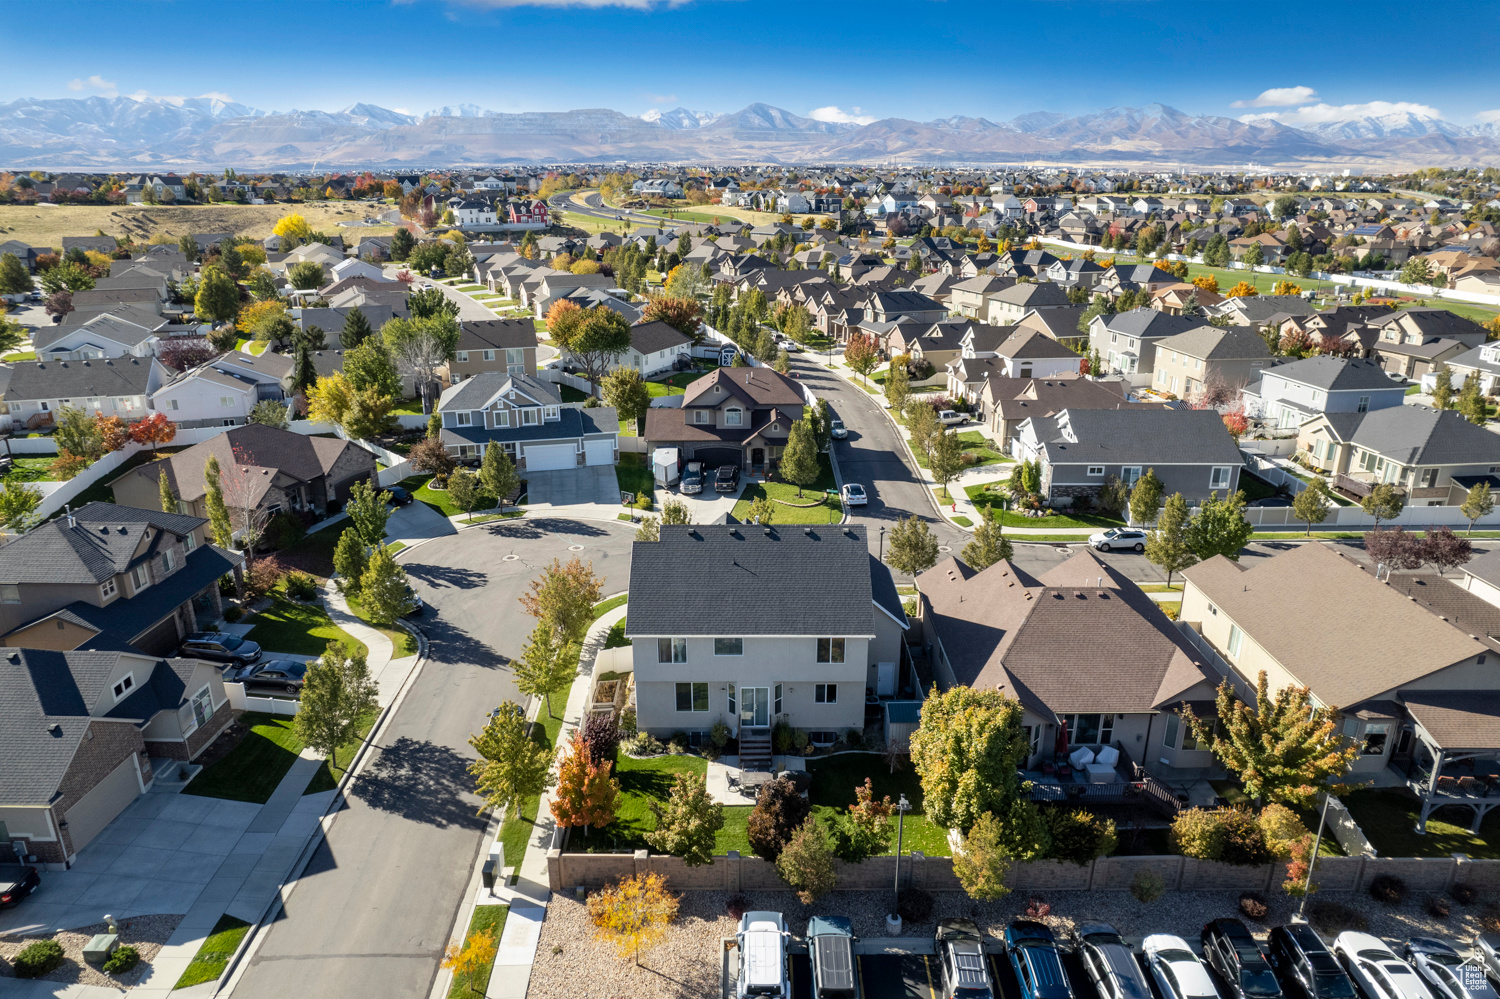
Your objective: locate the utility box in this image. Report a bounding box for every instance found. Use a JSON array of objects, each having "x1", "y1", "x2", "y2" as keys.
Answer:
[{"x1": 481, "y1": 840, "x2": 505, "y2": 890}]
